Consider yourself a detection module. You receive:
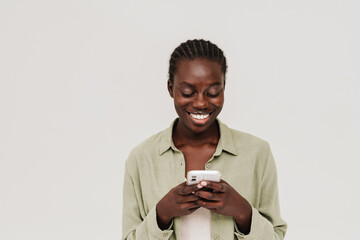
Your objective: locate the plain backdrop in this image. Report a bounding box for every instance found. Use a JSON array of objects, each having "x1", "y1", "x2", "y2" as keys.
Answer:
[{"x1": 1, "y1": 1, "x2": 359, "y2": 239}]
